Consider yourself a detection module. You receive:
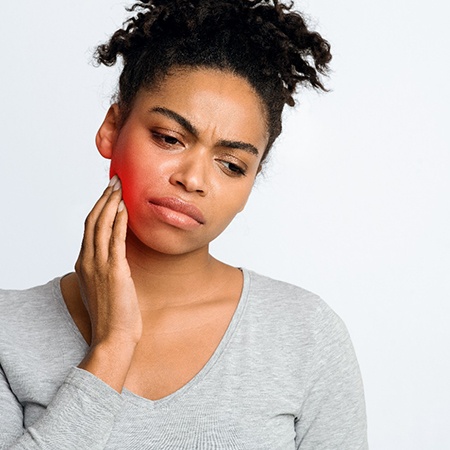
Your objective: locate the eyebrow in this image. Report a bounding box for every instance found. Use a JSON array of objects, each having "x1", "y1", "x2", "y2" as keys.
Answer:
[
  {"x1": 217, "y1": 139, "x2": 259, "y2": 156},
  {"x1": 150, "y1": 106, "x2": 198, "y2": 137},
  {"x1": 149, "y1": 106, "x2": 260, "y2": 156}
]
